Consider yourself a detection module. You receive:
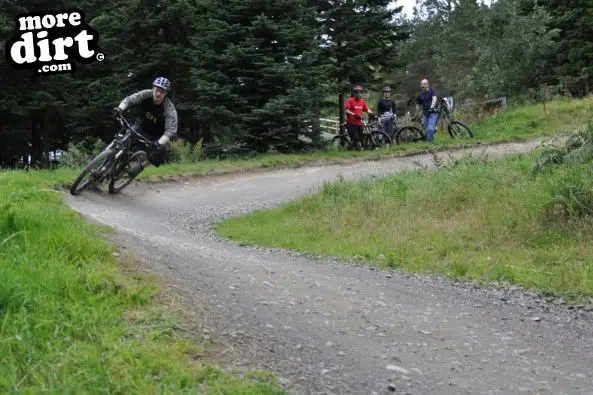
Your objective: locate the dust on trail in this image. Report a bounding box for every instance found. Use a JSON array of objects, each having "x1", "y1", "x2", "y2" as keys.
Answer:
[{"x1": 66, "y1": 140, "x2": 593, "y2": 395}]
